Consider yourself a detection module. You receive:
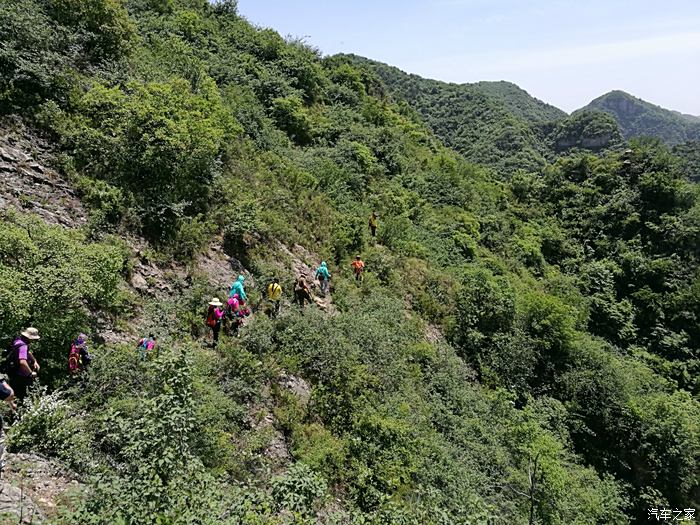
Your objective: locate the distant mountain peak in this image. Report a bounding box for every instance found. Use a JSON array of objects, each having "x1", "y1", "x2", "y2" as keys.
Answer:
[{"x1": 578, "y1": 92, "x2": 700, "y2": 144}]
